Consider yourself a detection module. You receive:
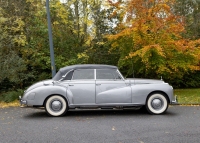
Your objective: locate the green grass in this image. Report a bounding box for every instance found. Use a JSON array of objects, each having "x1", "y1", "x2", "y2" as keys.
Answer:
[{"x1": 174, "y1": 88, "x2": 200, "y2": 104}]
